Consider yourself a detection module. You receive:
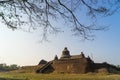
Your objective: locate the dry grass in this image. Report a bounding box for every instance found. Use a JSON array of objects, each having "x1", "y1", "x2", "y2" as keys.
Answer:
[{"x1": 0, "y1": 72, "x2": 120, "y2": 80}]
